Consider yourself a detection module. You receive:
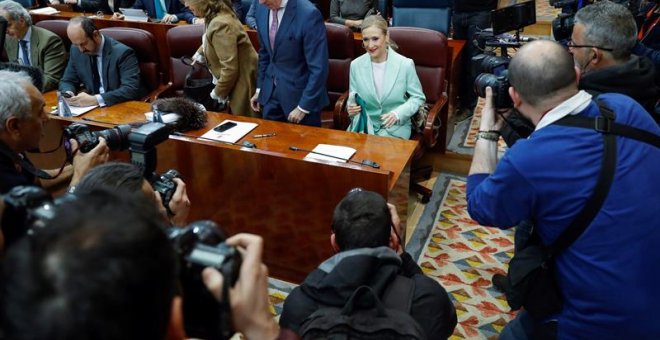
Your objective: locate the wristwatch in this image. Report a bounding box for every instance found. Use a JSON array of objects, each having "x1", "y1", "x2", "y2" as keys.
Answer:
[{"x1": 476, "y1": 130, "x2": 500, "y2": 141}]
